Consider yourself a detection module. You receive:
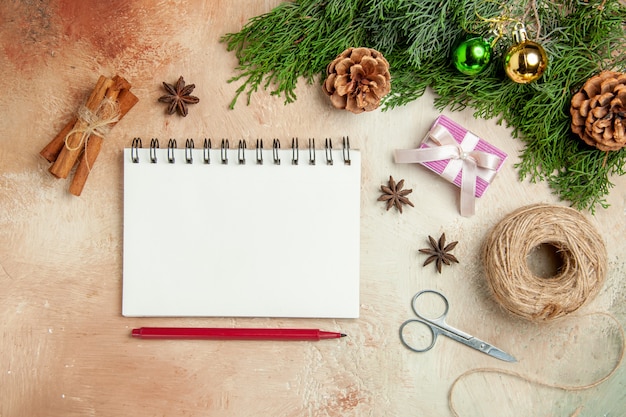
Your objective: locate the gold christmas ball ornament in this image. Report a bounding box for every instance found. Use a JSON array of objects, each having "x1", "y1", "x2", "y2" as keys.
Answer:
[
  {"x1": 323, "y1": 47, "x2": 391, "y2": 114},
  {"x1": 503, "y1": 24, "x2": 548, "y2": 84}
]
